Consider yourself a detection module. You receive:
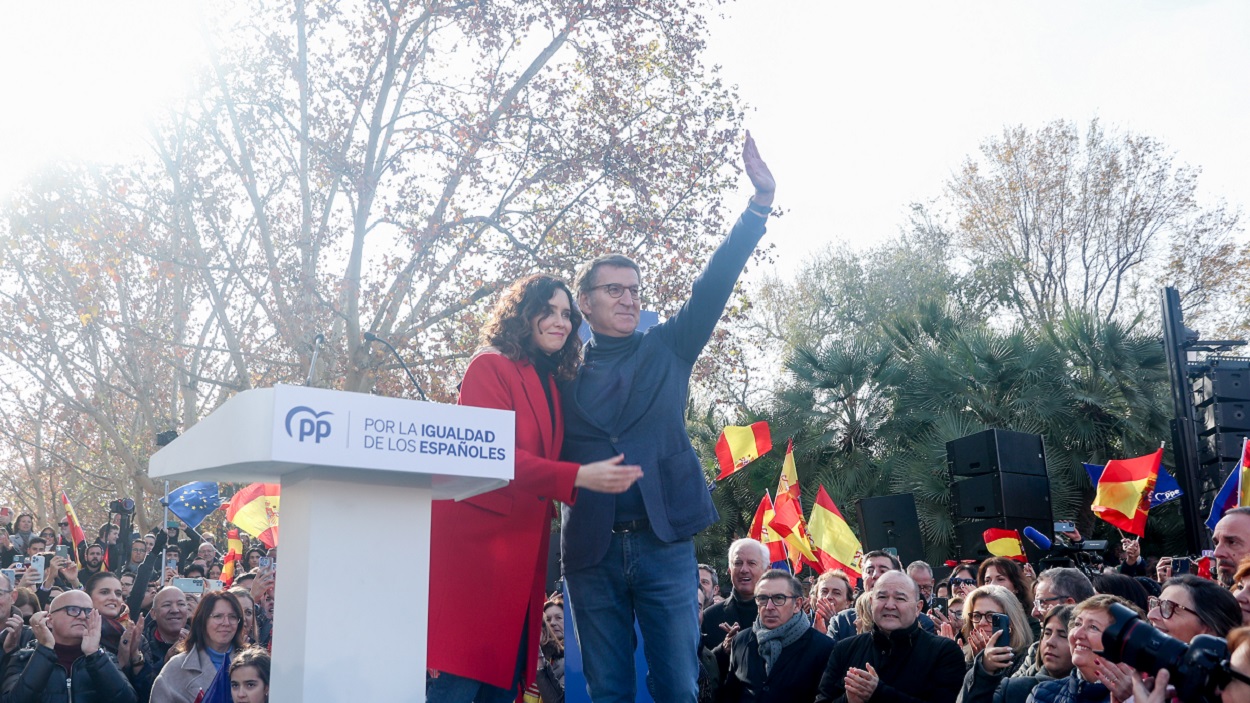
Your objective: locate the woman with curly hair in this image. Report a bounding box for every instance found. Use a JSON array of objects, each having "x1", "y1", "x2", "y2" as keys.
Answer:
[{"x1": 426, "y1": 274, "x2": 642, "y2": 703}]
